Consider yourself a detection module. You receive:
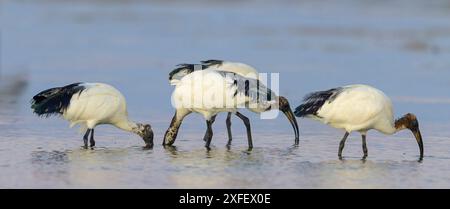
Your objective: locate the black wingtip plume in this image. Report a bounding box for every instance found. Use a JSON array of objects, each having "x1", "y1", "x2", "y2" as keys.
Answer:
[
  {"x1": 31, "y1": 83, "x2": 85, "y2": 117},
  {"x1": 200, "y1": 59, "x2": 224, "y2": 67},
  {"x1": 294, "y1": 87, "x2": 343, "y2": 118}
]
